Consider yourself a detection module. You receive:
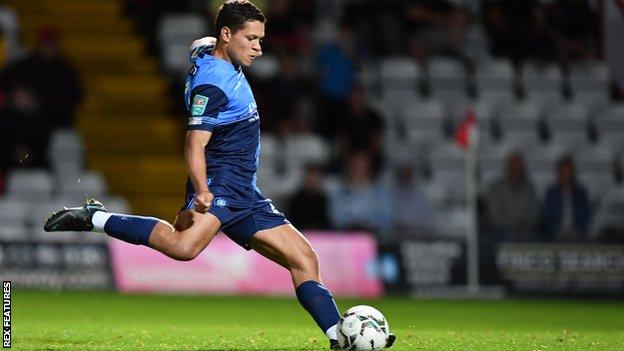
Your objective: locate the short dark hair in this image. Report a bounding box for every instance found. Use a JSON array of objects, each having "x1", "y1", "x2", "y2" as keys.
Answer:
[{"x1": 215, "y1": 1, "x2": 265, "y2": 35}]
